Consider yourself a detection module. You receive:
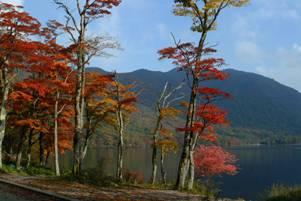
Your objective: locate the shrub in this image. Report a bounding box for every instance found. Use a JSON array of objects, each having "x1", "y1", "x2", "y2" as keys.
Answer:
[
  {"x1": 123, "y1": 169, "x2": 144, "y2": 184},
  {"x1": 265, "y1": 184, "x2": 301, "y2": 201}
]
